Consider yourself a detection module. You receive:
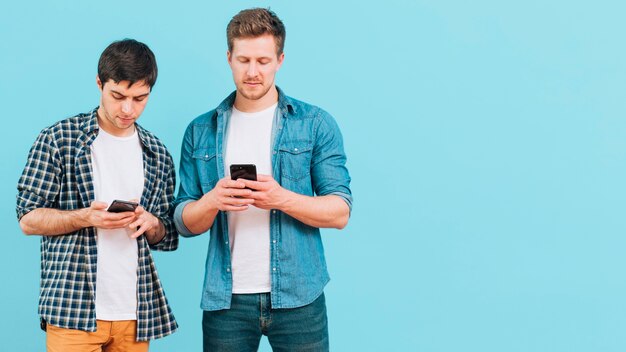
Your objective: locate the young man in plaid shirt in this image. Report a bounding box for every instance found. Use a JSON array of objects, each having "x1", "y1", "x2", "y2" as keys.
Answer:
[{"x1": 16, "y1": 39, "x2": 178, "y2": 351}]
